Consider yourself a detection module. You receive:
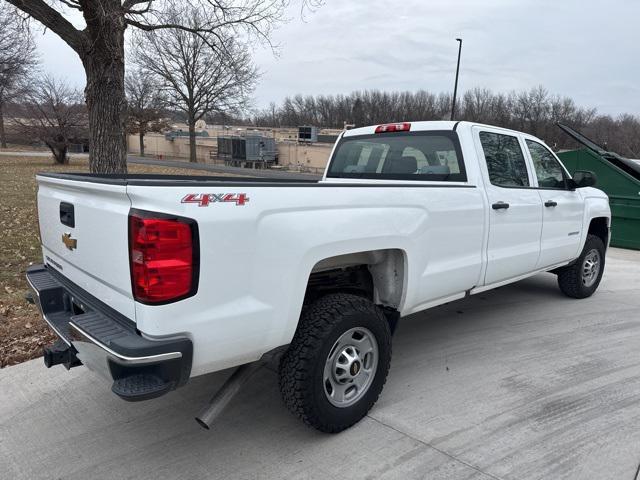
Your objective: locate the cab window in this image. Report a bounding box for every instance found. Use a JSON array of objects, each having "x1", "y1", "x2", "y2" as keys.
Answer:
[
  {"x1": 479, "y1": 132, "x2": 530, "y2": 187},
  {"x1": 327, "y1": 131, "x2": 466, "y2": 181},
  {"x1": 526, "y1": 140, "x2": 567, "y2": 189}
]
